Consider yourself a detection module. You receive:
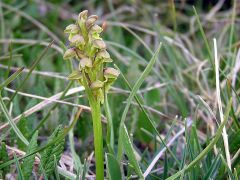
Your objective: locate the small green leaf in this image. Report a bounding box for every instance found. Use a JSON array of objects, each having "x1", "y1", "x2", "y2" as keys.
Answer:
[
  {"x1": 17, "y1": 115, "x2": 30, "y2": 151},
  {"x1": 22, "y1": 131, "x2": 38, "y2": 179},
  {"x1": 0, "y1": 142, "x2": 10, "y2": 177},
  {"x1": 54, "y1": 155, "x2": 61, "y2": 180},
  {"x1": 122, "y1": 125, "x2": 143, "y2": 179},
  {"x1": 41, "y1": 125, "x2": 65, "y2": 175},
  {"x1": 14, "y1": 153, "x2": 25, "y2": 180},
  {"x1": 106, "y1": 153, "x2": 122, "y2": 180}
]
